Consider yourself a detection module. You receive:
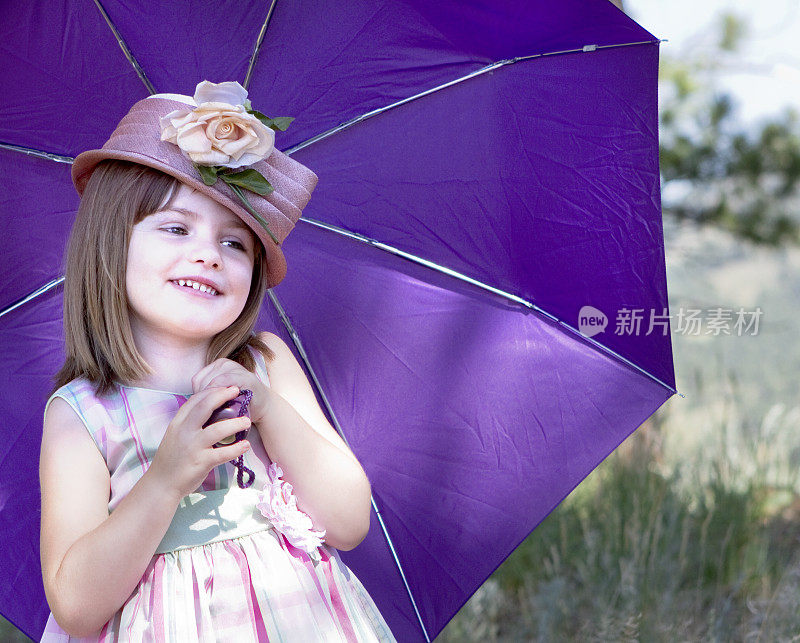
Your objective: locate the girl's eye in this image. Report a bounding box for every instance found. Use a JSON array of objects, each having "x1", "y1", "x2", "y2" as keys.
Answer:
[
  {"x1": 222, "y1": 240, "x2": 247, "y2": 251},
  {"x1": 162, "y1": 226, "x2": 187, "y2": 235}
]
